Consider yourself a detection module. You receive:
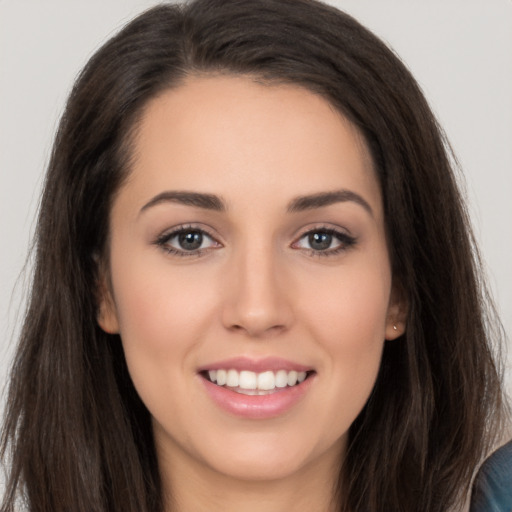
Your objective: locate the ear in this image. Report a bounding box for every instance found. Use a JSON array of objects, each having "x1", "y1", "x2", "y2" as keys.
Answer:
[
  {"x1": 95, "y1": 263, "x2": 120, "y2": 335},
  {"x1": 97, "y1": 286, "x2": 120, "y2": 334},
  {"x1": 385, "y1": 282, "x2": 408, "y2": 340}
]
